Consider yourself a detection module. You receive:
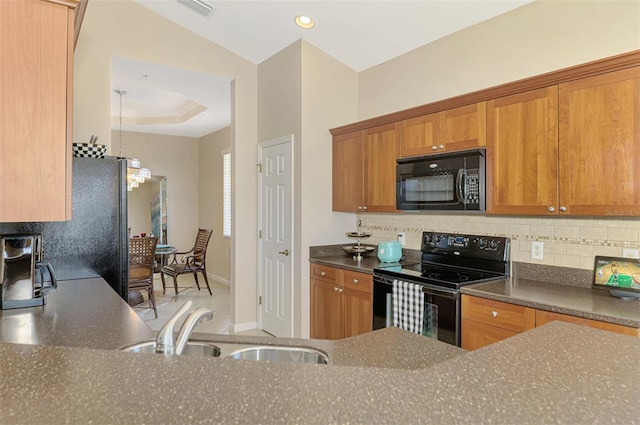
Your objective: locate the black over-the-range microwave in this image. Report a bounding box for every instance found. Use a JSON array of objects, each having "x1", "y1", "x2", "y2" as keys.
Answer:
[{"x1": 396, "y1": 148, "x2": 485, "y2": 211}]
